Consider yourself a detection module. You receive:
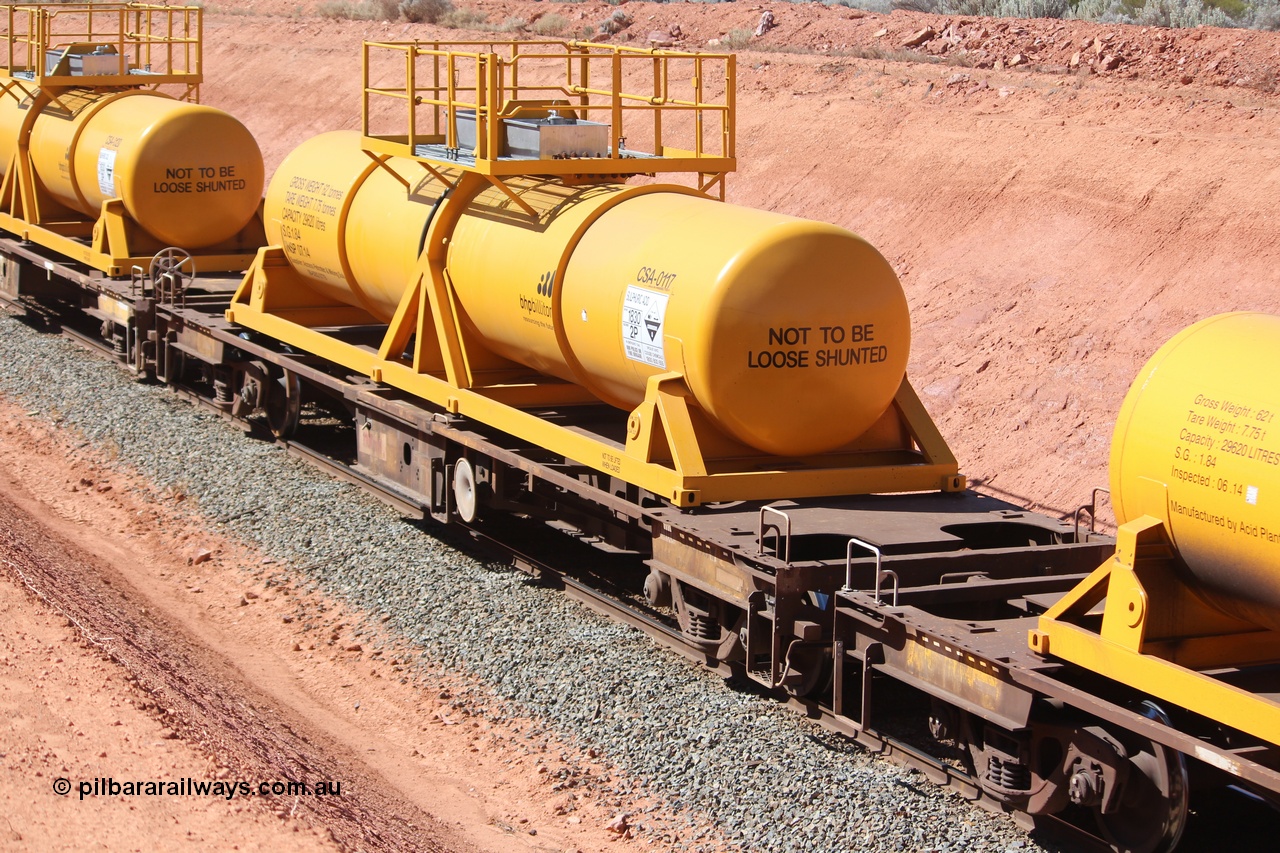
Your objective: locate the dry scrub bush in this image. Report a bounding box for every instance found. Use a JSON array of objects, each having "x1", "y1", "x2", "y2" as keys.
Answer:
[
  {"x1": 720, "y1": 28, "x2": 754, "y2": 49},
  {"x1": 317, "y1": 0, "x2": 399, "y2": 20},
  {"x1": 599, "y1": 9, "x2": 632, "y2": 33},
  {"x1": 532, "y1": 13, "x2": 570, "y2": 35},
  {"x1": 439, "y1": 7, "x2": 488, "y2": 28},
  {"x1": 400, "y1": 0, "x2": 454, "y2": 23}
]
